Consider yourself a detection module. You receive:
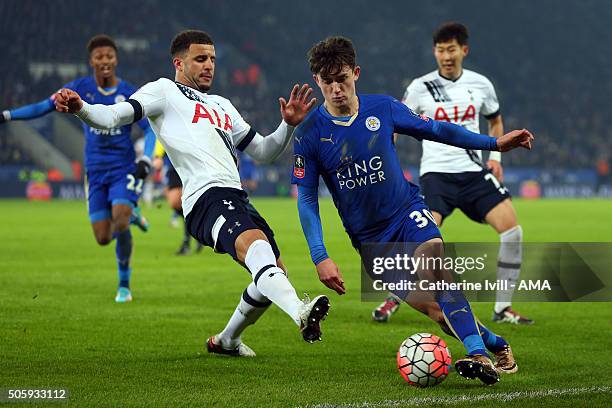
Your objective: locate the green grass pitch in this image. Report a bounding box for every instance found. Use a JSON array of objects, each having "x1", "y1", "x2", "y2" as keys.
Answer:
[{"x1": 1, "y1": 198, "x2": 611, "y2": 407}]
